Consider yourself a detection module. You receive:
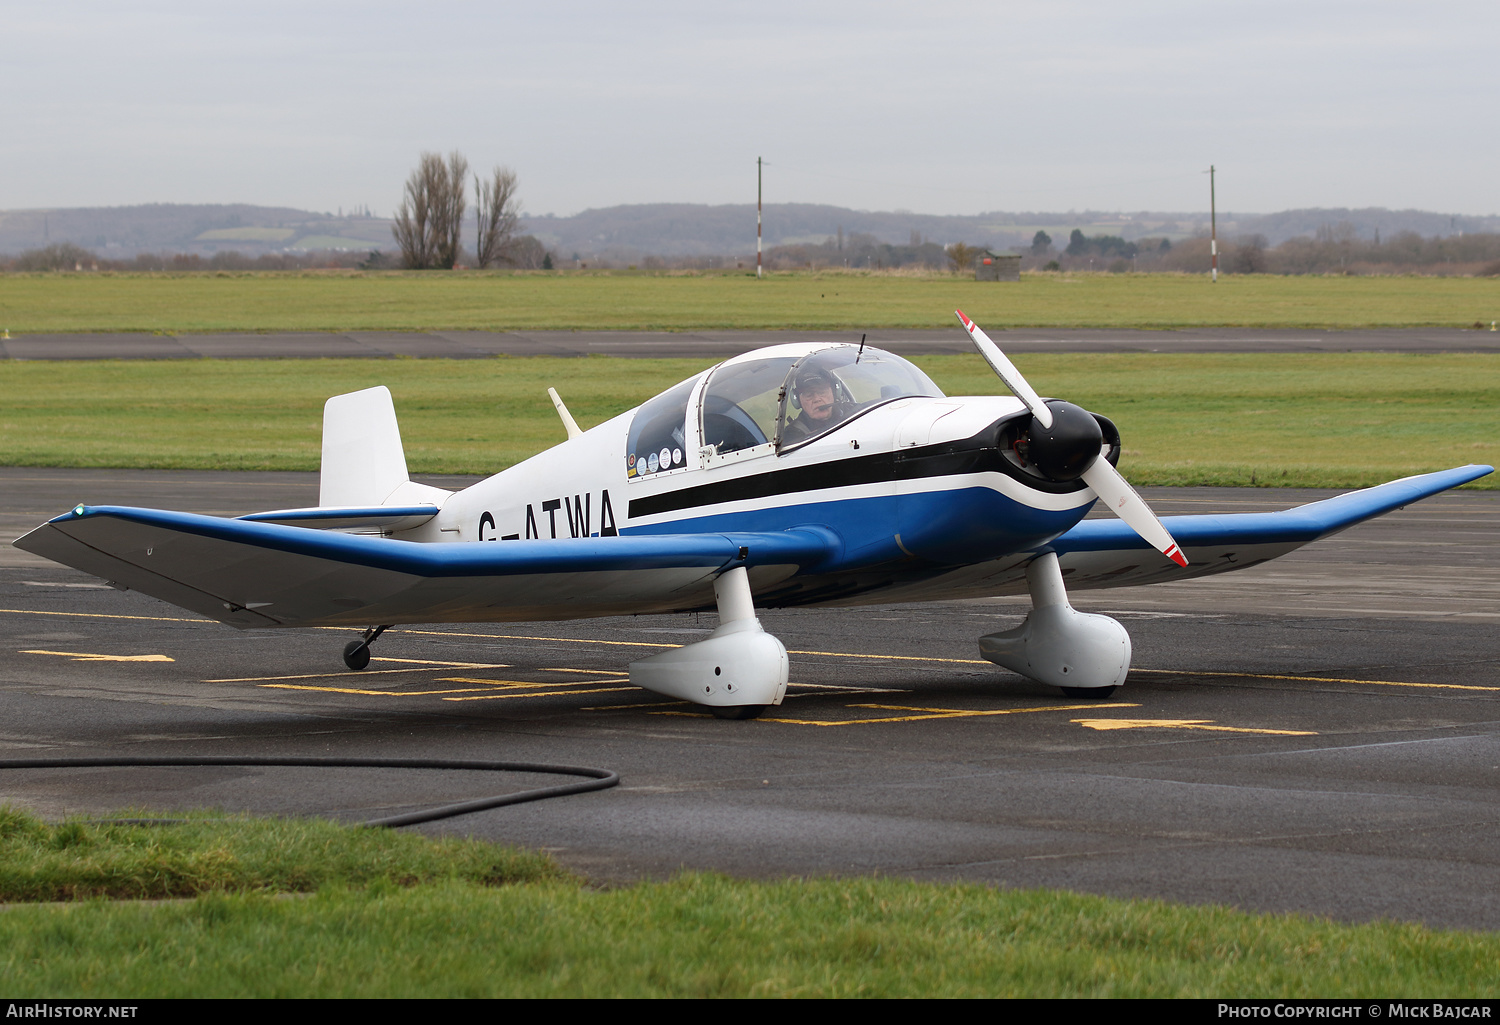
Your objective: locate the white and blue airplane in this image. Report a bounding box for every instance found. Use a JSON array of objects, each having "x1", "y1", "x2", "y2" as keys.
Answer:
[{"x1": 15, "y1": 312, "x2": 1492, "y2": 719}]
